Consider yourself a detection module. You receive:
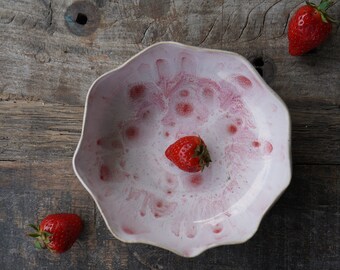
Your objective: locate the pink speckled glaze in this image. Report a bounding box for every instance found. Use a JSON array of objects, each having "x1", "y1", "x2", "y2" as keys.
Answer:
[{"x1": 73, "y1": 42, "x2": 291, "y2": 257}]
